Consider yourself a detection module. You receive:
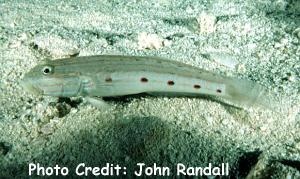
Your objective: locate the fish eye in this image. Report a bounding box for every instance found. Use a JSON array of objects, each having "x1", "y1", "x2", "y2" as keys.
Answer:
[{"x1": 42, "y1": 66, "x2": 53, "y2": 75}]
